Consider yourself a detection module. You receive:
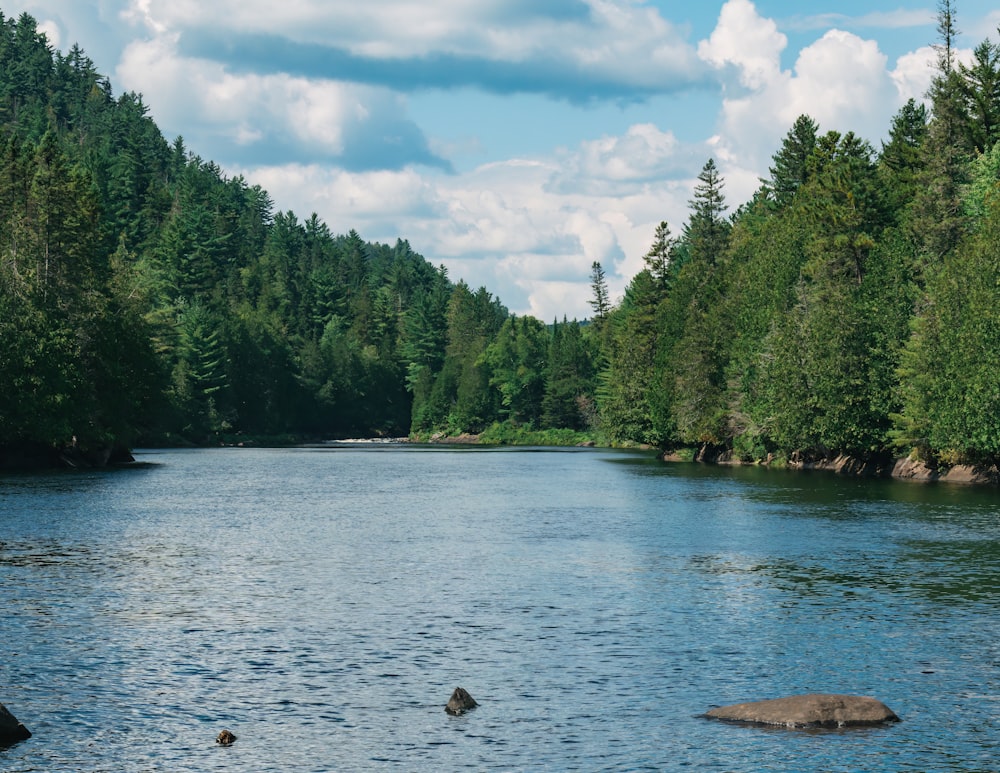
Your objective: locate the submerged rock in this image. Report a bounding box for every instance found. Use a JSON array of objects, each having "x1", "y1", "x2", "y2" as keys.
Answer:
[
  {"x1": 704, "y1": 694, "x2": 900, "y2": 728},
  {"x1": 445, "y1": 687, "x2": 478, "y2": 715},
  {"x1": 216, "y1": 729, "x2": 237, "y2": 746},
  {"x1": 0, "y1": 703, "x2": 31, "y2": 745}
]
